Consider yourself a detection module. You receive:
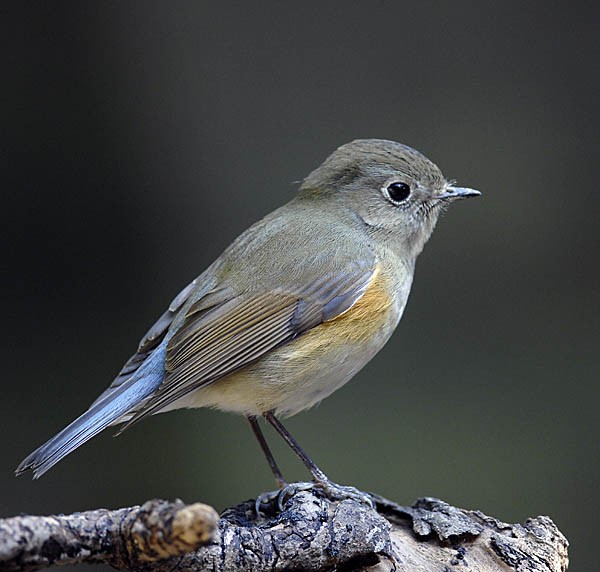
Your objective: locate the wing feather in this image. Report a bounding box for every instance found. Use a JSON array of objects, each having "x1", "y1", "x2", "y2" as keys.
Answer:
[{"x1": 118, "y1": 258, "x2": 377, "y2": 430}]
